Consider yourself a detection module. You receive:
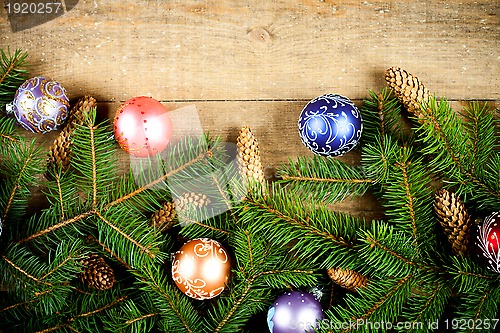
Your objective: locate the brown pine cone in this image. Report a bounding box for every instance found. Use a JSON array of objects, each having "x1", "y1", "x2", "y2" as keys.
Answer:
[
  {"x1": 385, "y1": 67, "x2": 430, "y2": 120},
  {"x1": 174, "y1": 192, "x2": 211, "y2": 213},
  {"x1": 327, "y1": 267, "x2": 369, "y2": 292},
  {"x1": 434, "y1": 189, "x2": 472, "y2": 255},
  {"x1": 236, "y1": 126, "x2": 265, "y2": 187},
  {"x1": 47, "y1": 96, "x2": 97, "y2": 170},
  {"x1": 151, "y1": 201, "x2": 177, "y2": 231},
  {"x1": 79, "y1": 253, "x2": 115, "y2": 290}
]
